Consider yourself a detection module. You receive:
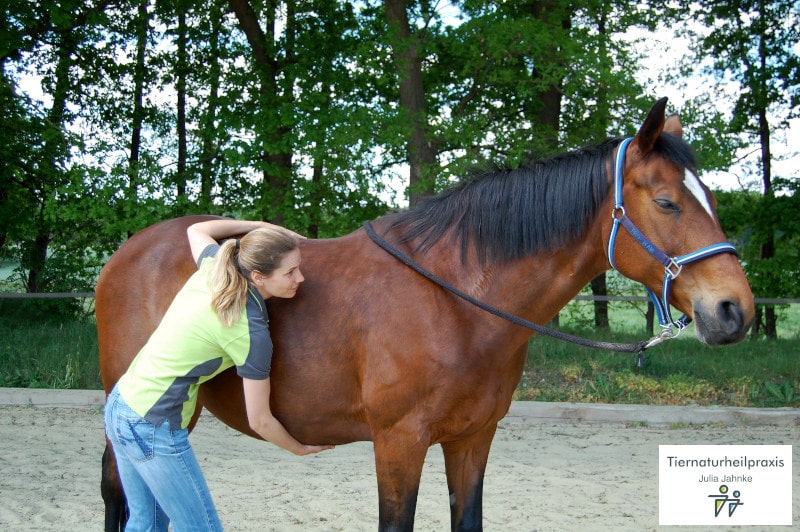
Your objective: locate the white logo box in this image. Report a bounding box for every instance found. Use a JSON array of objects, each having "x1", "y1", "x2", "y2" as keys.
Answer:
[{"x1": 659, "y1": 444, "x2": 792, "y2": 525}]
